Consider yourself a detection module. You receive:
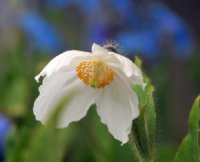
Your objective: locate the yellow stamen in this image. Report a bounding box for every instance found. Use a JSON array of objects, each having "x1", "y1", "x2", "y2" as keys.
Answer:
[{"x1": 76, "y1": 60, "x2": 115, "y2": 88}]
